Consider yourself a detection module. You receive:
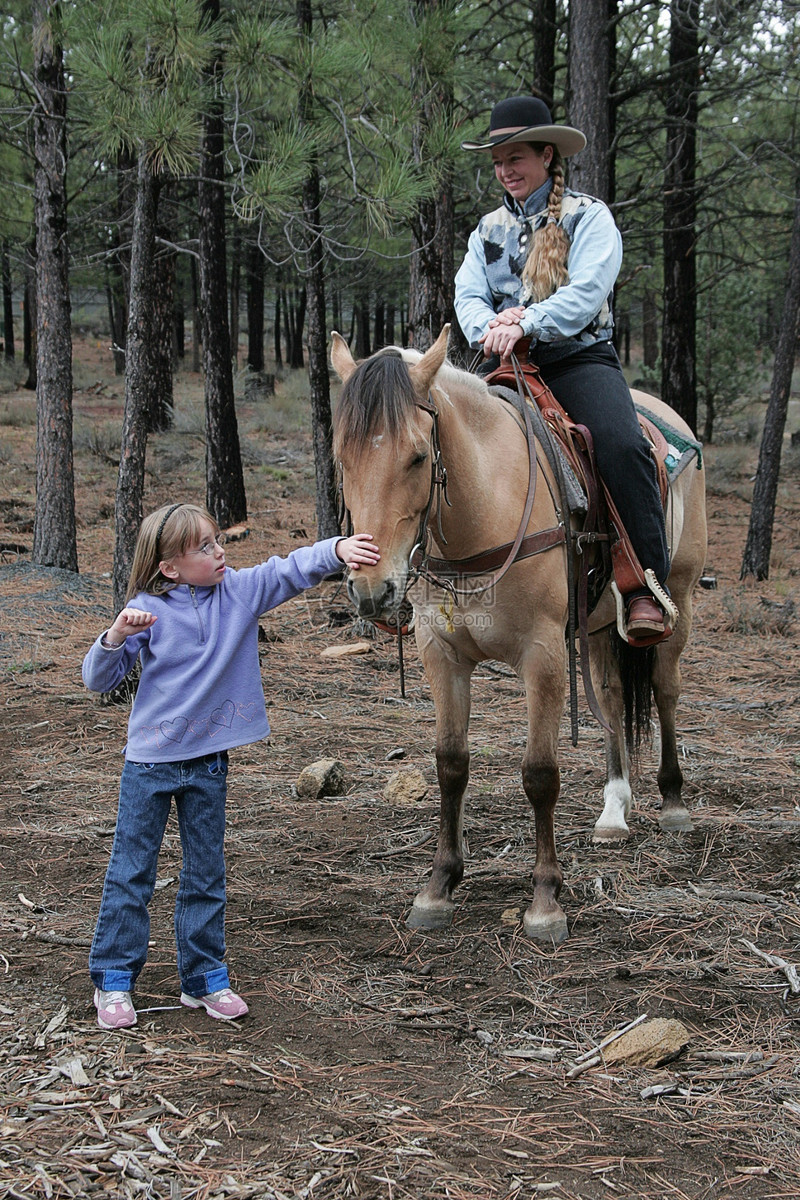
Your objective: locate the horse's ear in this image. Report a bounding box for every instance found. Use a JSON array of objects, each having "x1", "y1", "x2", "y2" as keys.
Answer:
[
  {"x1": 409, "y1": 325, "x2": 450, "y2": 396},
  {"x1": 331, "y1": 331, "x2": 357, "y2": 383}
]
